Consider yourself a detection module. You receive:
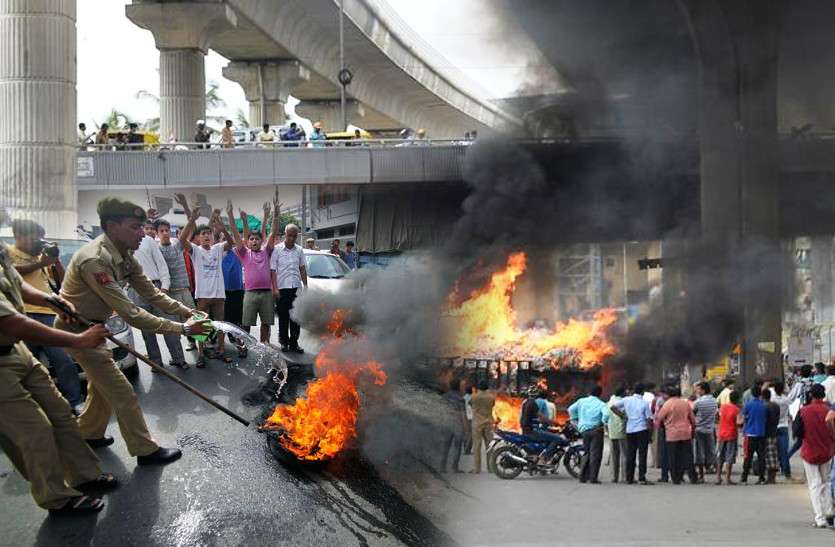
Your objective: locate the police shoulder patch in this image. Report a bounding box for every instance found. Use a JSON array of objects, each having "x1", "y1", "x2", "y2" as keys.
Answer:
[{"x1": 94, "y1": 271, "x2": 112, "y2": 285}]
